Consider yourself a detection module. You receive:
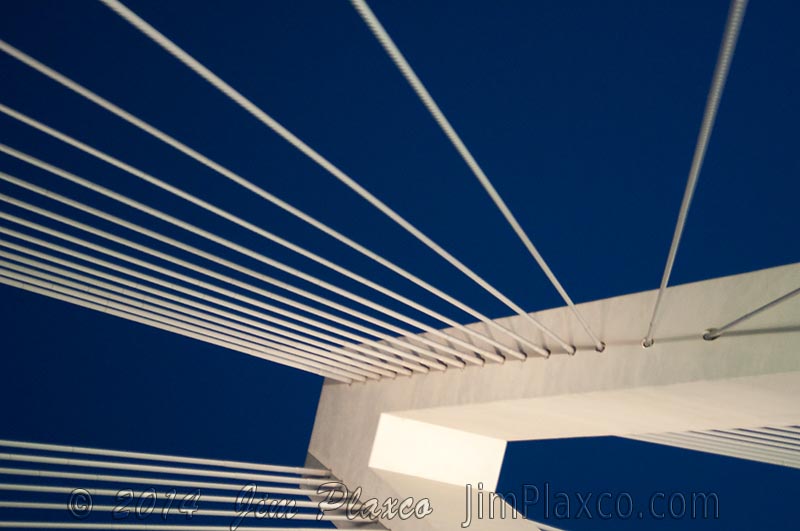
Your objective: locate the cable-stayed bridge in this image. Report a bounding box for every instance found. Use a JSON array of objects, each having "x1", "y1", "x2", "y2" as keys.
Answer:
[{"x1": 1, "y1": 0, "x2": 798, "y2": 529}]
